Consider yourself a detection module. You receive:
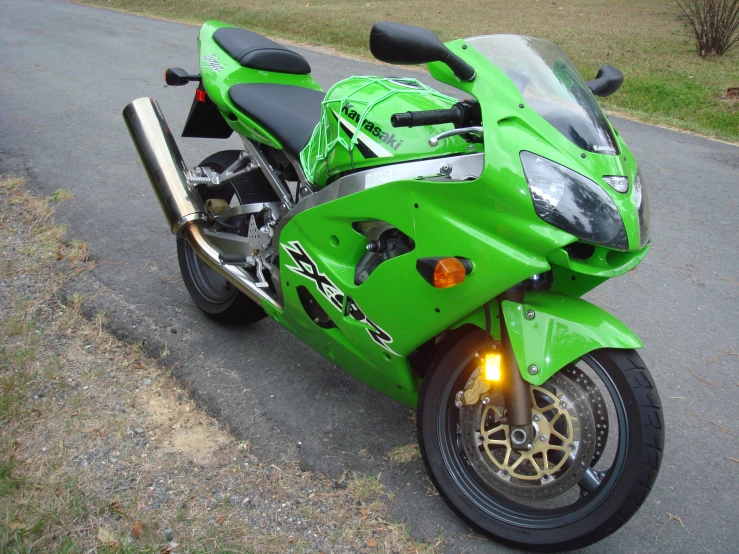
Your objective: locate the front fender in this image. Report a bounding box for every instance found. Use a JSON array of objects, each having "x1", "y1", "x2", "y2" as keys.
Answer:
[{"x1": 502, "y1": 292, "x2": 643, "y2": 386}]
